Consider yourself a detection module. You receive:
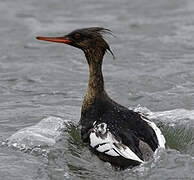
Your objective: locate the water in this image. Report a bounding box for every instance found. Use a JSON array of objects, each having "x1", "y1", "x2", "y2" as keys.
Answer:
[{"x1": 1, "y1": 0, "x2": 194, "y2": 179}]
